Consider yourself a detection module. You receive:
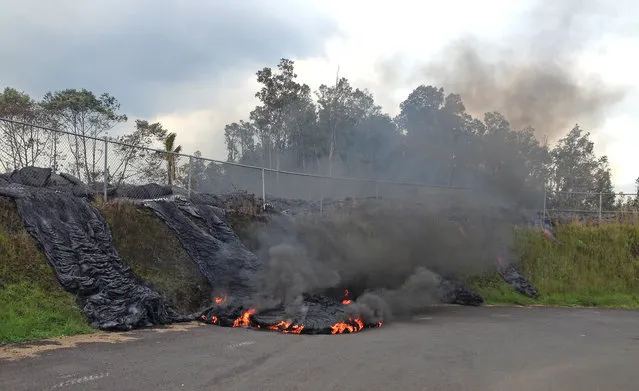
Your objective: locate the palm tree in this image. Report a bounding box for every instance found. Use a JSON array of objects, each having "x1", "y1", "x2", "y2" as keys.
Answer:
[{"x1": 163, "y1": 132, "x2": 182, "y2": 185}]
